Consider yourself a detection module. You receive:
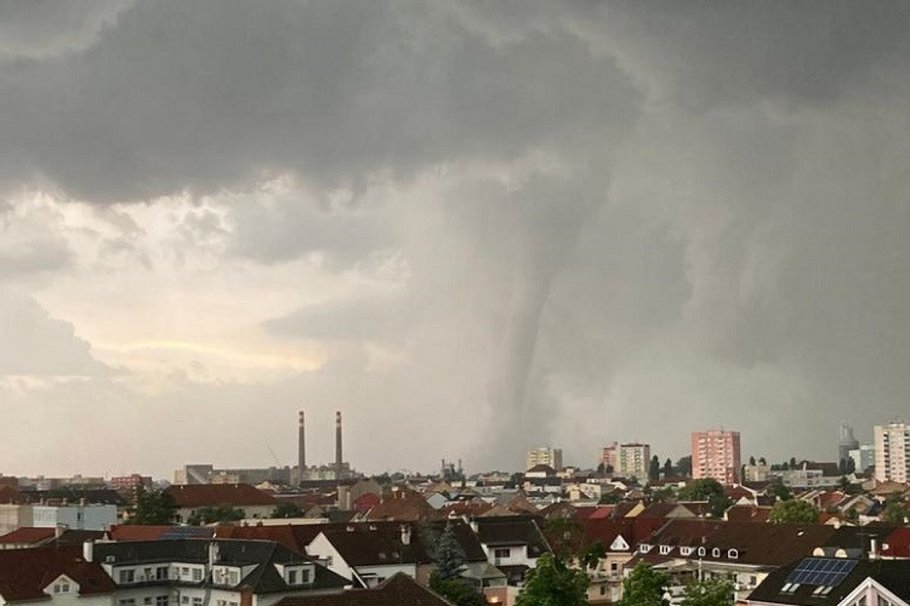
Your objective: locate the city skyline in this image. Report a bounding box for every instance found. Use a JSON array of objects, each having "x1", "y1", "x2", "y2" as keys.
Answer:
[{"x1": 1, "y1": 2, "x2": 910, "y2": 478}]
